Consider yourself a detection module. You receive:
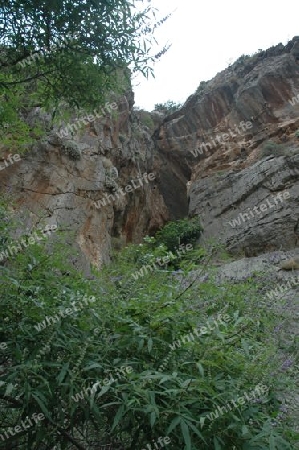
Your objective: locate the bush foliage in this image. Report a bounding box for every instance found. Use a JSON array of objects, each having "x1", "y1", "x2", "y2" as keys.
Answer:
[
  {"x1": 0, "y1": 206, "x2": 297, "y2": 449},
  {"x1": 154, "y1": 217, "x2": 203, "y2": 252},
  {"x1": 154, "y1": 101, "x2": 182, "y2": 115},
  {"x1": 261, "y1": 141, "x2": 288, "y2": 158}
]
